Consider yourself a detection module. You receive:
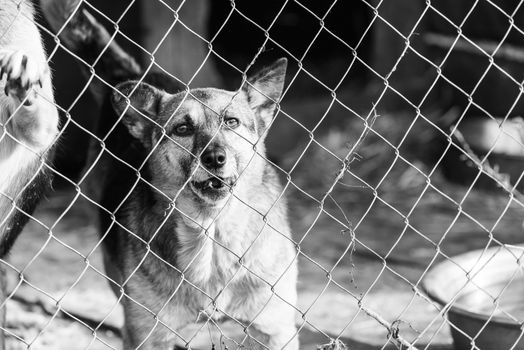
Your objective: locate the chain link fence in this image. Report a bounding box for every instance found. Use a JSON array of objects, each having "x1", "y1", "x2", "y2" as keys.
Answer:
[{"x1": 2, "y1": 0, "x2": 524, "y2": 349}]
